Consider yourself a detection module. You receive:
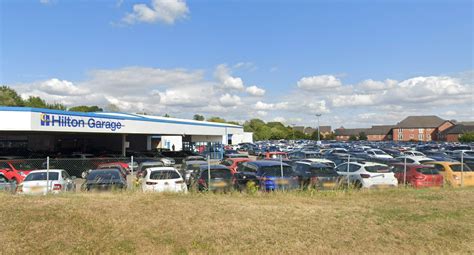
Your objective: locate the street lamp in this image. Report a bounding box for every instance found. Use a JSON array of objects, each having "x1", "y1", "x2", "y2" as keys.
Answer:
[{"x1": 315, "y1": 114, "x2": 322, "y2": 143}]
